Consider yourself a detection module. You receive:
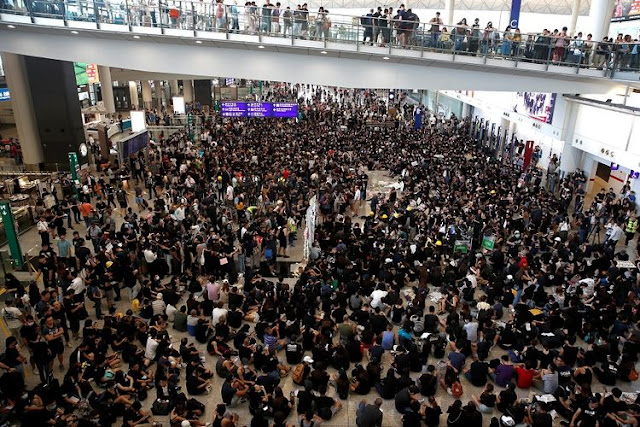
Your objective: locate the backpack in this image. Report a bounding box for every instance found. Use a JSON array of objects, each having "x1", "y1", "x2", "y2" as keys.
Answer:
[
  {"x1": 451, "y1": 381, "x2": 463, "y2": 398},
  {"x1": 292, "y1": 363, "x2": 306, "y2": 385},
  {"x1": 629, "y1": 367, "x2": 639, "y2": 381},
  {"x1": 151, "y1": 399, "x2": 171, "y2": 415},
  {"x1": 433, "y1": 338, "x2": 446, "y2": 359}
]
